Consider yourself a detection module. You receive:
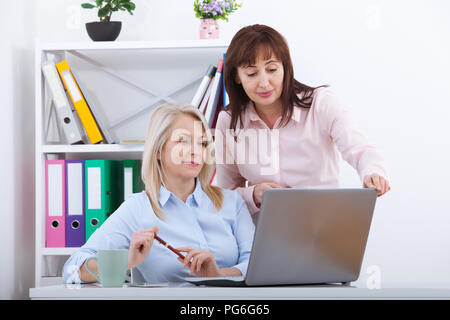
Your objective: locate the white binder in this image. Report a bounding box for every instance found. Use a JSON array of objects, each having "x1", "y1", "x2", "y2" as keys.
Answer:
[
  {"x1": 191, "y1": 64, "x2": 216, "y2": 108},
  {"x1": 199, "y1": 76, "x2": 215, "y2": 114},
  {"x1": 204, "y1": 60, "x2": 223, "y2": 126},
  {"x1": 41, "y1": 60, "x2": 84, "y2": 145}
]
